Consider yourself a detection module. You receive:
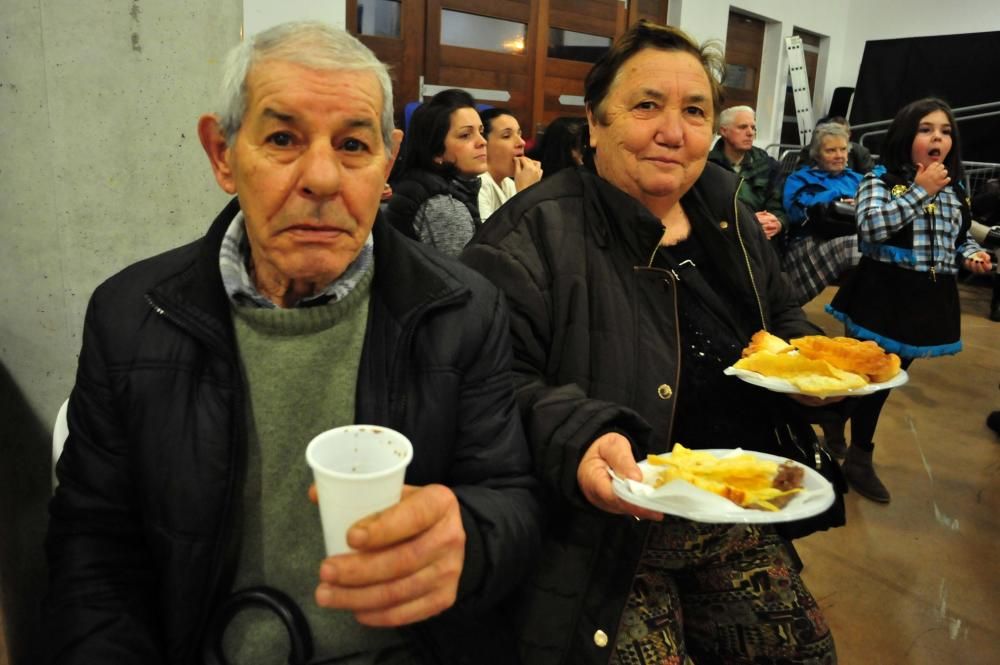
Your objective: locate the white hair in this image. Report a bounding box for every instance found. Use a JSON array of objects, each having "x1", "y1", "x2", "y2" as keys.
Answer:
[
  {"x1": 216, "y1": 21, "x2": 395, "y2": 155},
  {"x1": 718, "y1": 105, "x2": 755, "y2": 128},
  {"x1": 809, "y1": 122, "x2": 851, "y2": 161}
]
